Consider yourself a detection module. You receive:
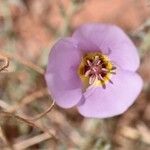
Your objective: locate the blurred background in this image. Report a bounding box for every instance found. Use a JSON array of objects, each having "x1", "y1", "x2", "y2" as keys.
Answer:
[{"x1": 0, "y1": 0, "x2": 150, "y2": 150}]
